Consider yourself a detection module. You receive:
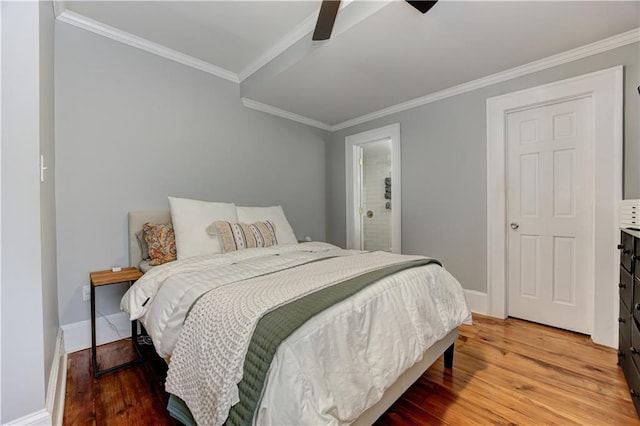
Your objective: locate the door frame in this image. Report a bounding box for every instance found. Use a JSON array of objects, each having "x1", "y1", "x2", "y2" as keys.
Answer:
[
  {"x1": 345, "y1": 123, "x2": 401, "y2": 253},
  {"x1": 486, "y1": 66, "x2": 622, "y2": 347}
]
